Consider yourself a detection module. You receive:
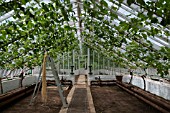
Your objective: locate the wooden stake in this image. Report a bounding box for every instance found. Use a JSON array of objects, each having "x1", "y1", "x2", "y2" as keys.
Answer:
[{"x1": 41, "y1": 53, "x2": 47, "y2": 103}]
